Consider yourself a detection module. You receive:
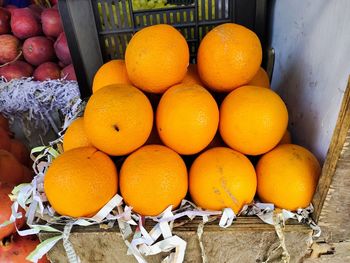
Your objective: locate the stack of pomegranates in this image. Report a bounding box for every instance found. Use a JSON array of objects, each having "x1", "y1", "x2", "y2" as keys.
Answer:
[
  {"x1": 0, "y1": 2, "x2": 76, "y2": 82},
  {"x1": 0, "y1": 113, "x2": 48, "y2": 262}
]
